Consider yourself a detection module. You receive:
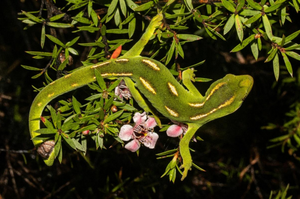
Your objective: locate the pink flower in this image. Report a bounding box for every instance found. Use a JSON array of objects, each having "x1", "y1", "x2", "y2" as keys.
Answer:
[
  {"x1": 115, "y1": 80, "x2": 131, "y2": 100},
  {"x1": 119, "y1": 112, "x2": 159, "y2": 152},
  {"x1": 166, "y1": 122, "x2": 188, "y2": 137}
]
